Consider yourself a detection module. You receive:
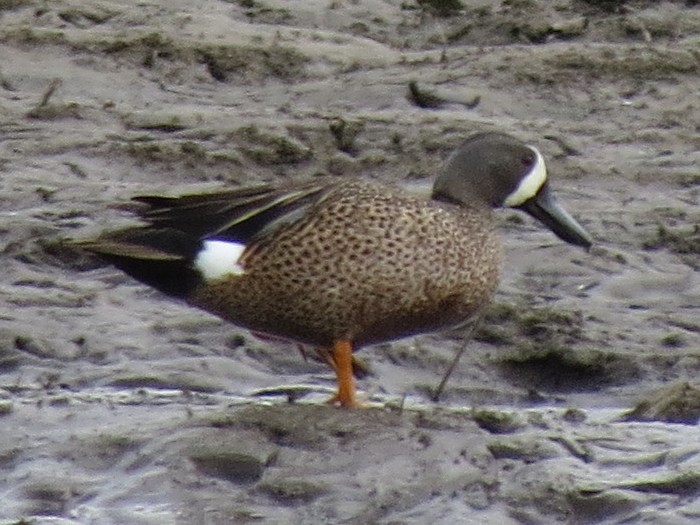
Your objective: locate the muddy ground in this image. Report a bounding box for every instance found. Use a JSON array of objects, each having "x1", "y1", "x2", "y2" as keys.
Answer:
[{"x1": 1, "y1": 0, "x2": 700, "y2": 523}]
